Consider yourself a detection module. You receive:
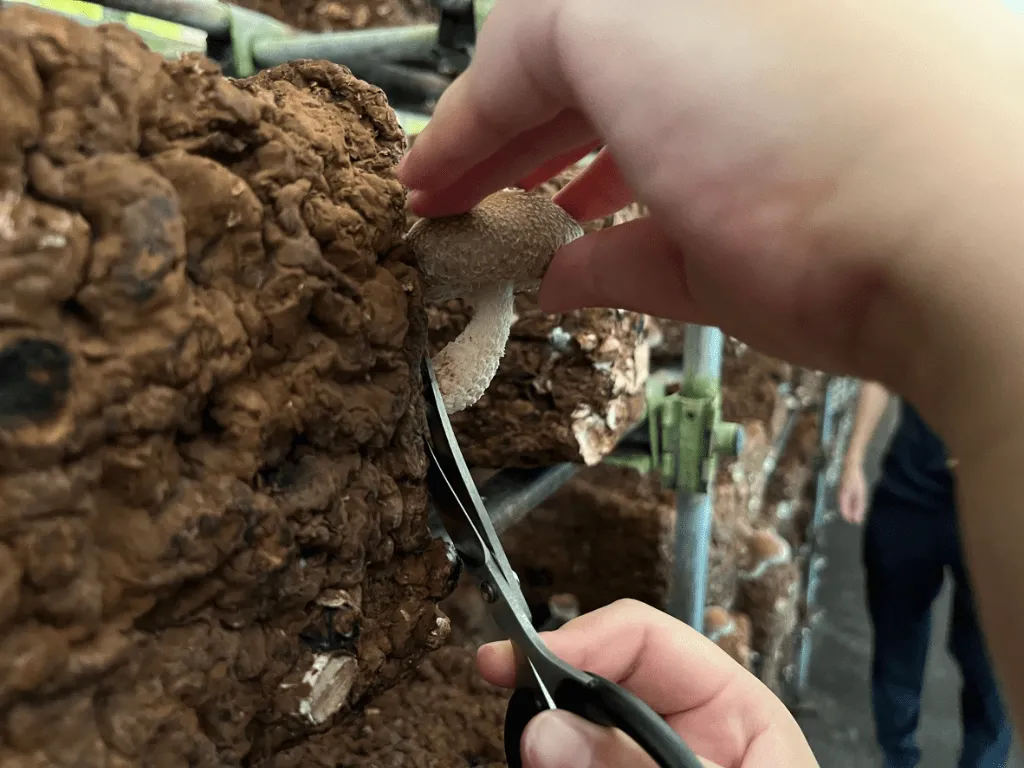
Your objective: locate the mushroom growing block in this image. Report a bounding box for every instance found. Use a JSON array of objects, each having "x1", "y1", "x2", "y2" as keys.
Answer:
[
  {"x1": 291, "y1": 644, "x2": 509, "y2": 767},
  {"x1": 418, "y1": 165, "x2": 652, "y2": 468},
  {"x1": 704, "y1": 606, "x2": 755, "y2": 672},
  {"x1": 763, "y1": 406, "x2": 822, "y2": 555},
  {"x1": 735, "y1": 528, "x2": 801, "y2": 695},
  {"x1": 500, "y1": 465, "x2": 675, "y2": 615},
  {"x1": 0, "y1": 9, "x2": 456, "y2": 766}
]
